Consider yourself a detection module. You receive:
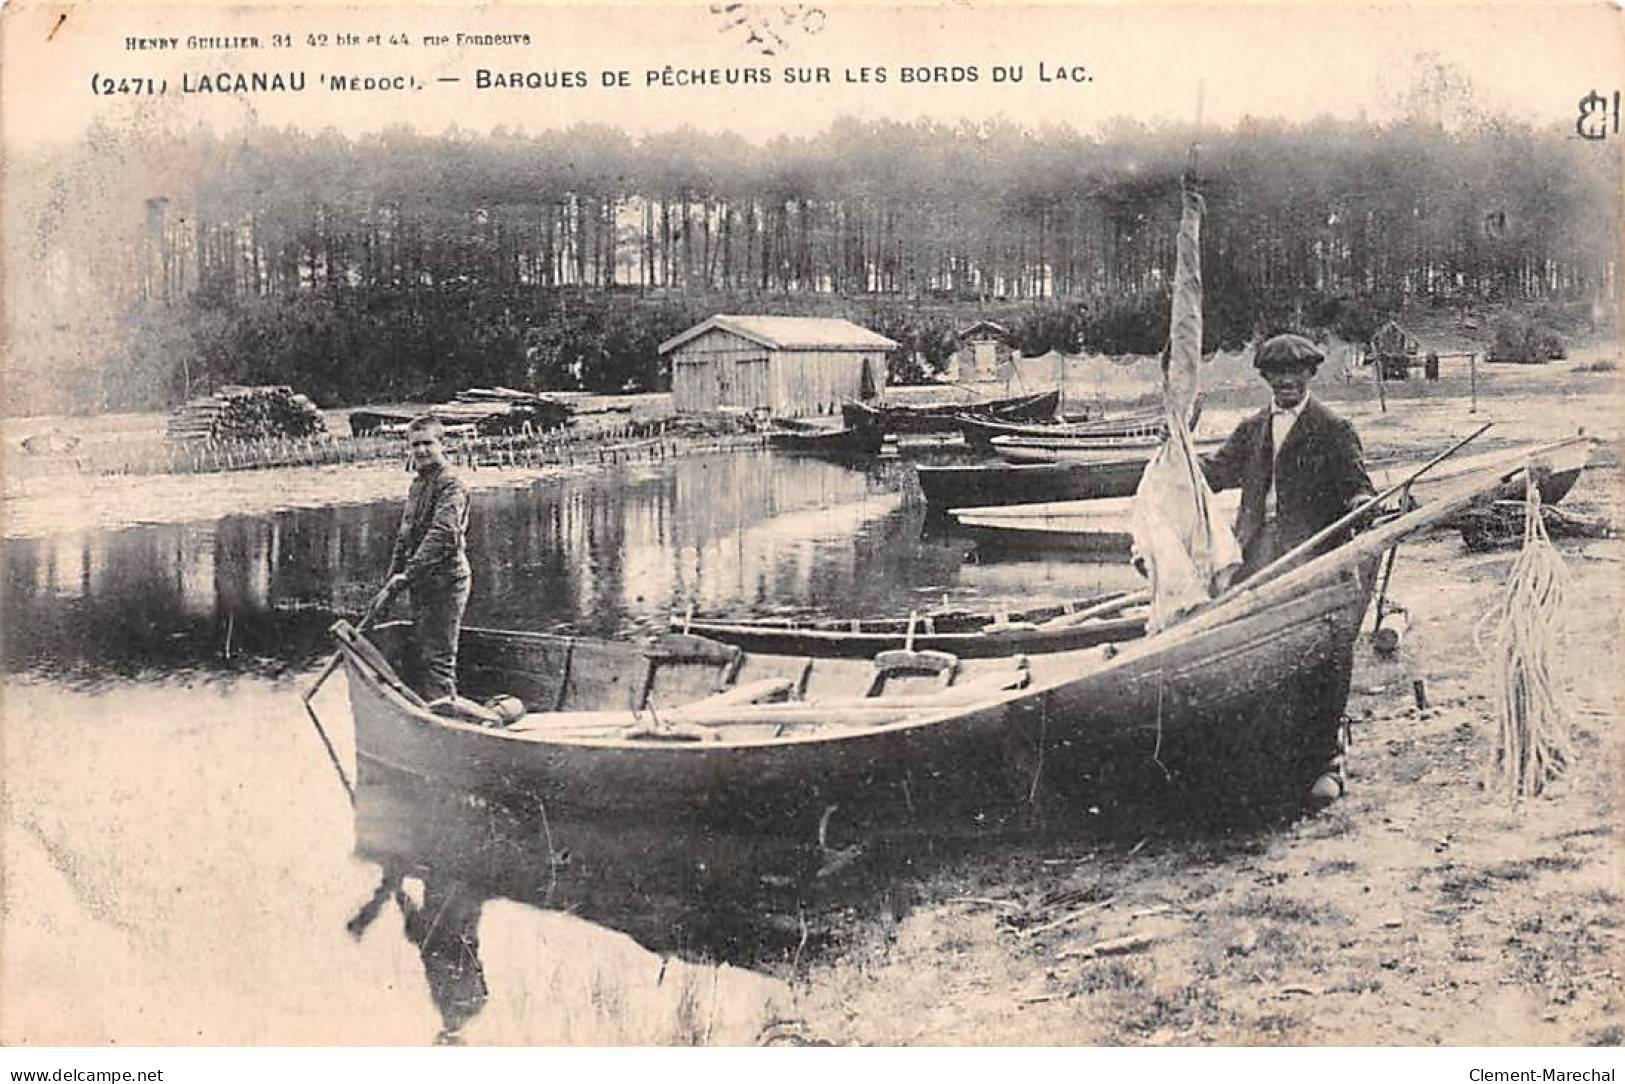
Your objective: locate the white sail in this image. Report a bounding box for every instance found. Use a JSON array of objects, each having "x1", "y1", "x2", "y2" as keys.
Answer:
[{"x1": 1129, "y1": 185, "x2": 1242, "y2": 630}]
